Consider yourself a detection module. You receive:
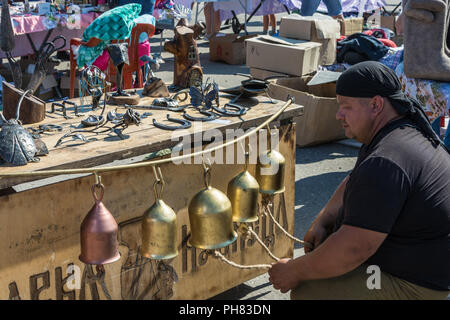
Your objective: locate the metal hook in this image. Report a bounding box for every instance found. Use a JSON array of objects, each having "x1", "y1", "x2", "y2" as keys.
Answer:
[
  {"x1": 152, "y1": 165, "x2": 165, "y2": 199},
  {"x1": 153, "y1": 114, "x2": 192, "y2": 130},
  {"x1": 202, "y1": 158, "x2": 212, "y2": 188},
  {"x1": 93, "y1": 172, "x2": 102, "y2": 188}
]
